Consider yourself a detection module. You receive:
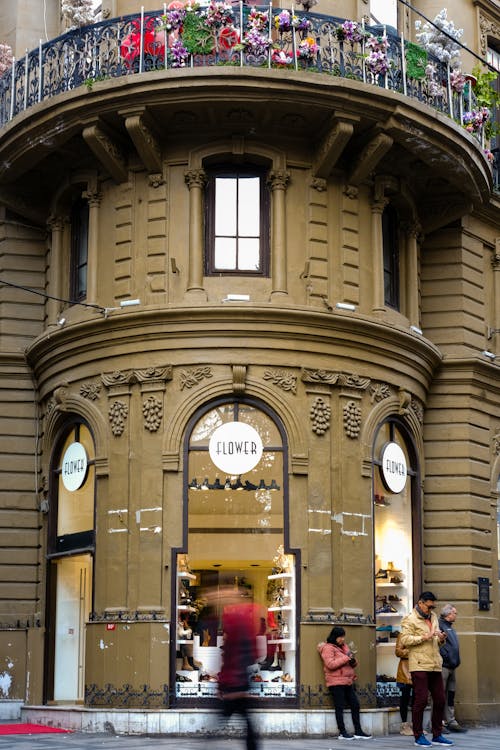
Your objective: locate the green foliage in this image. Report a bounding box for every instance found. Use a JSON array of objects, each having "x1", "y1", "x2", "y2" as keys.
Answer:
[
  {"x1": 405, "y1": 41, "x2": 427, "y2": 80},
  {"x1": 471, "y1": 64, "x2": 499, "y2": 109},
  {"x1": 182, "y1": 12, "x2": 214, "y2": 55}
]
